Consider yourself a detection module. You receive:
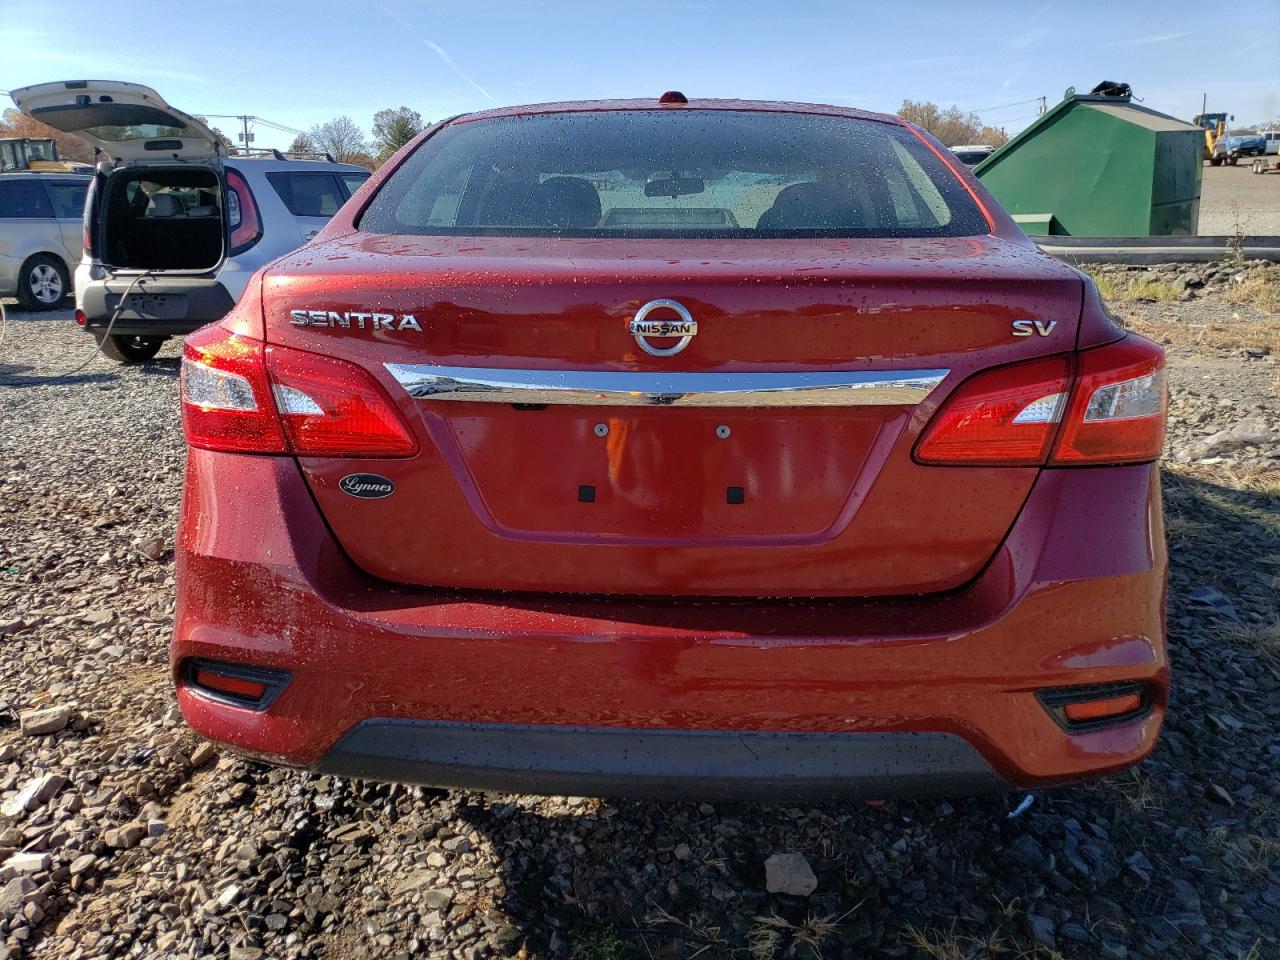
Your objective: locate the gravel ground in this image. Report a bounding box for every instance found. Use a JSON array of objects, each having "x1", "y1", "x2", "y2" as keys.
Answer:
[
  {"x1": 1199, "y1": 162, "x2": 1280, "y2": 236},
  {"x1": 0, "y1": 292, "x2": 1277, "y2": 960}
]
